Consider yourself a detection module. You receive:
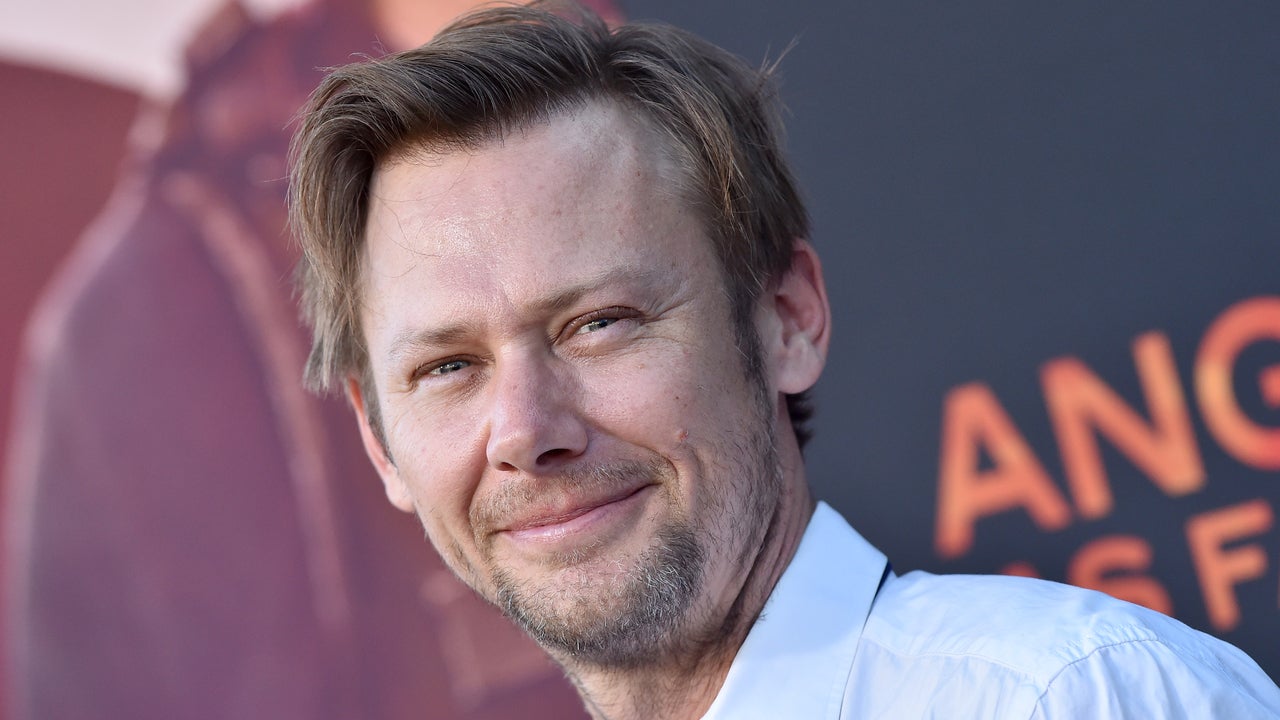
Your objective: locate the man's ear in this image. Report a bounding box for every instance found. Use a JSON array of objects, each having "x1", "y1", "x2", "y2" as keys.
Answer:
[
  {"x1": 346, "y1": 376, "x2": 416, "y2": 513},
  {"x1": 766, "y1": 240, "x2": 831, "y2": 395}
]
